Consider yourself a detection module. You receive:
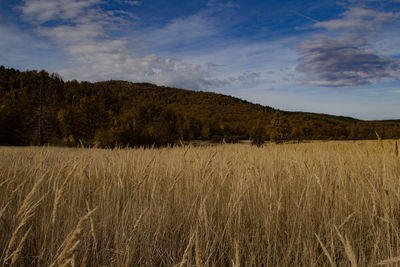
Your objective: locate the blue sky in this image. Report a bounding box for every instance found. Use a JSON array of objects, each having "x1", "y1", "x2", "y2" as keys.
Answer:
[{"x1": 0, "y1": 0, "x2": 399, "y2": 120}]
